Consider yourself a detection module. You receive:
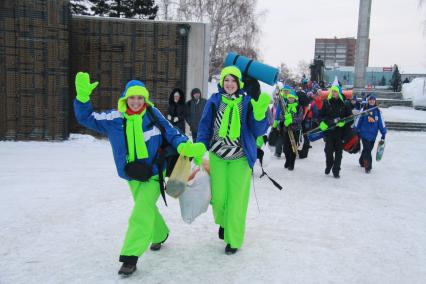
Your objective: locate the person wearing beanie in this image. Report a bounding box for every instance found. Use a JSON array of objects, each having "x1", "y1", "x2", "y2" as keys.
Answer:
[
  {"x1": 185, "y1": 87, "x2": 207, "y2": 141},
  {"x1": 318, "y1": 86, "x2": 352, "y2": 178},
  {"x1": 272, "y1": 85, "x2": 293, "y2": 158},
  {"x1": 272, "y1": 87, "x2": 303, "y2": 170},
  {"x1": 74, "y1": 72, "x2": 206, "y2": 276},
  {"x1": 355, "y1": 94, "x2": 387, "y2": 173},
  {"x1": 196, "y1": 66, "x2": 269, "y2": 255},
  {"x1": 167, "y1": 88, "x2": 186, "y2": 133}
]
